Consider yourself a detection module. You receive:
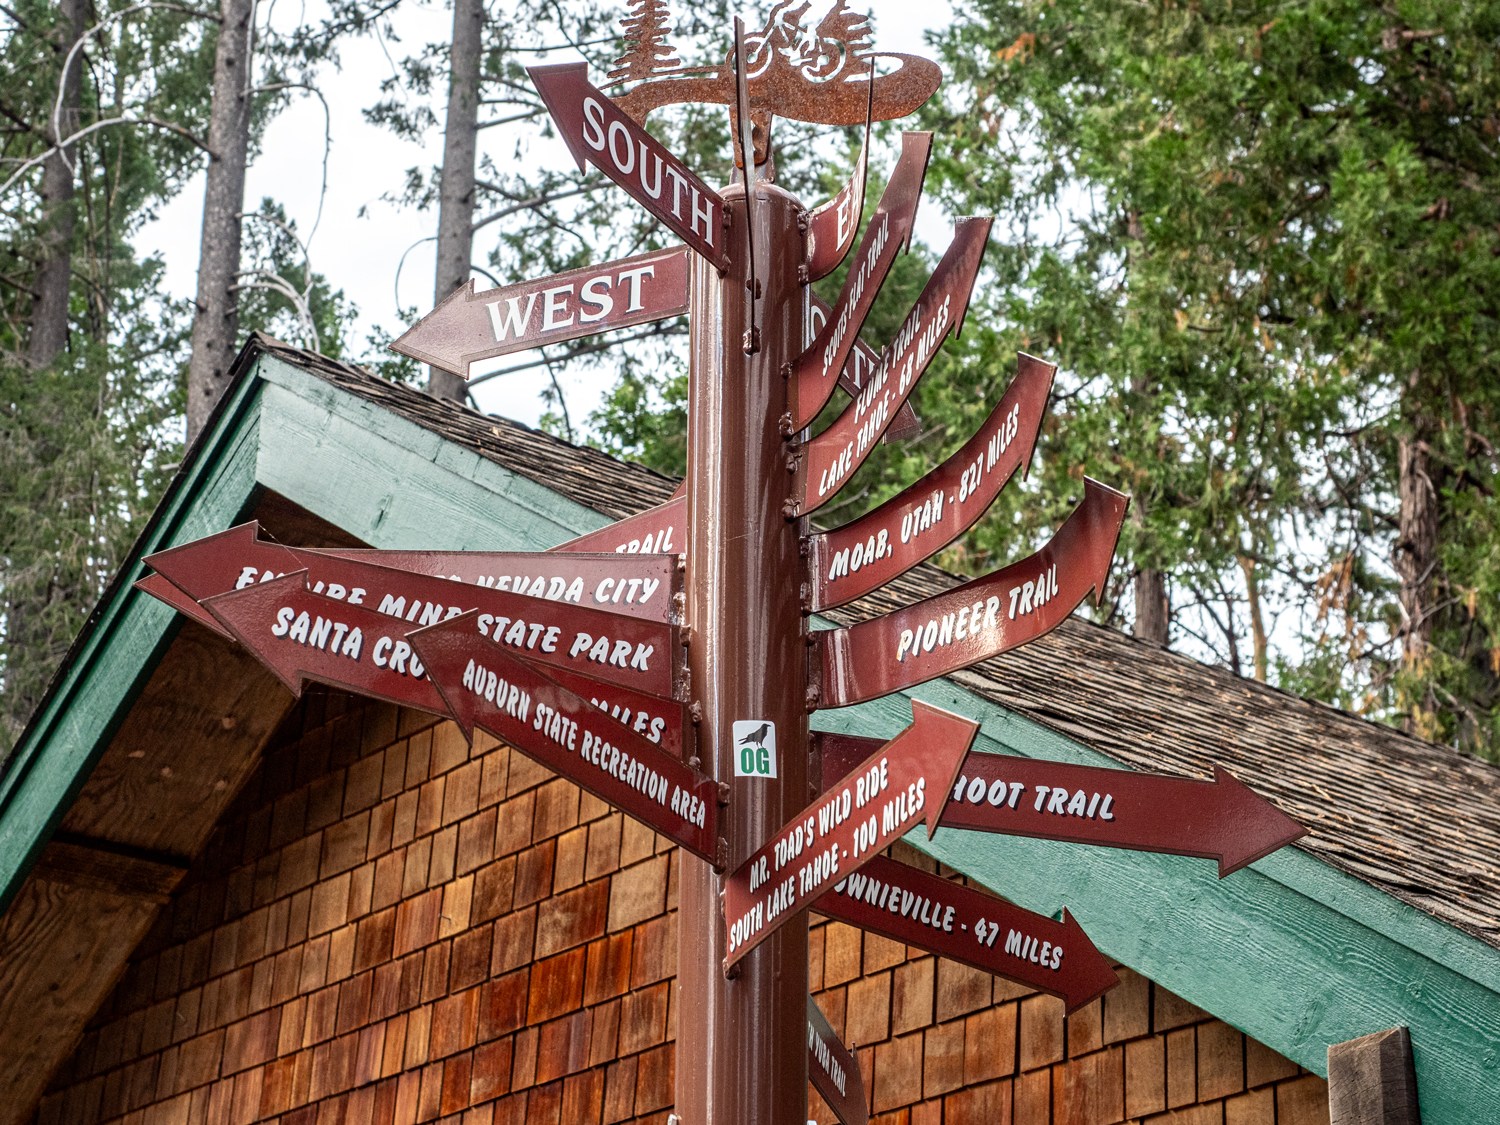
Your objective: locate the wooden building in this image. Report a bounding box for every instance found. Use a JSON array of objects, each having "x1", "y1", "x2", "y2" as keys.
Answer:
[{"x1": 1, "y1": 338, "x2": 1495, "y2": 1124}]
